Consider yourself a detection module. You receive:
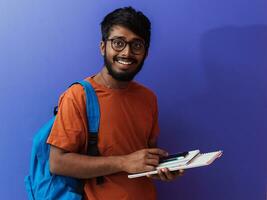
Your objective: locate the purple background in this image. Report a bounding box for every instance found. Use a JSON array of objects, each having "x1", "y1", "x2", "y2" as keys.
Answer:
[{"x1": 1, "y1": 0, "x2": 267, "y2": 199}]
